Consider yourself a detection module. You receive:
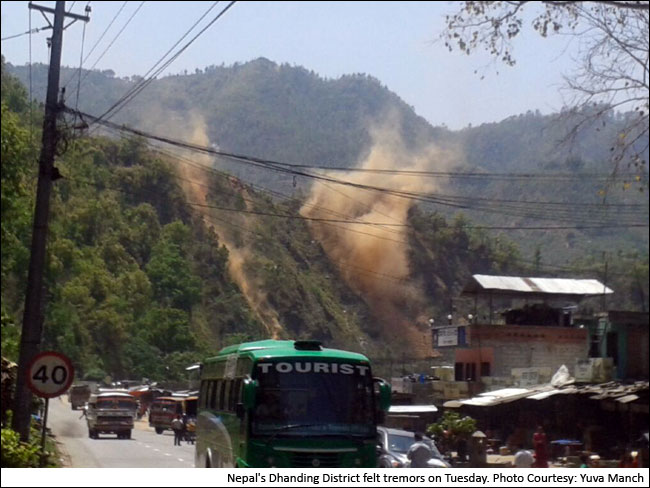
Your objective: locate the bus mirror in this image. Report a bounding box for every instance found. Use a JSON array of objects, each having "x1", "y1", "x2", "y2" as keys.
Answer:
[
  {"x1": 374, "y1": 378, "x2": 391, "y2": 411},
  {"x1": 242, "y1": 378, "x2": 258, "y2": 410}
]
